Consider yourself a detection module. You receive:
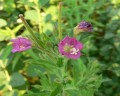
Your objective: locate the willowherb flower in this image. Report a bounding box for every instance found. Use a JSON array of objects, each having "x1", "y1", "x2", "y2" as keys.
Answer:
[
  {"x1": 74, "y1": 21, "x2": 93, "y2": 36},
  {"x1": 58, "y1": 36, "x2": 83, "y2": 59},
  {"x1": 11, "y1": 37, "x2": 32, "y2": 53}
]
